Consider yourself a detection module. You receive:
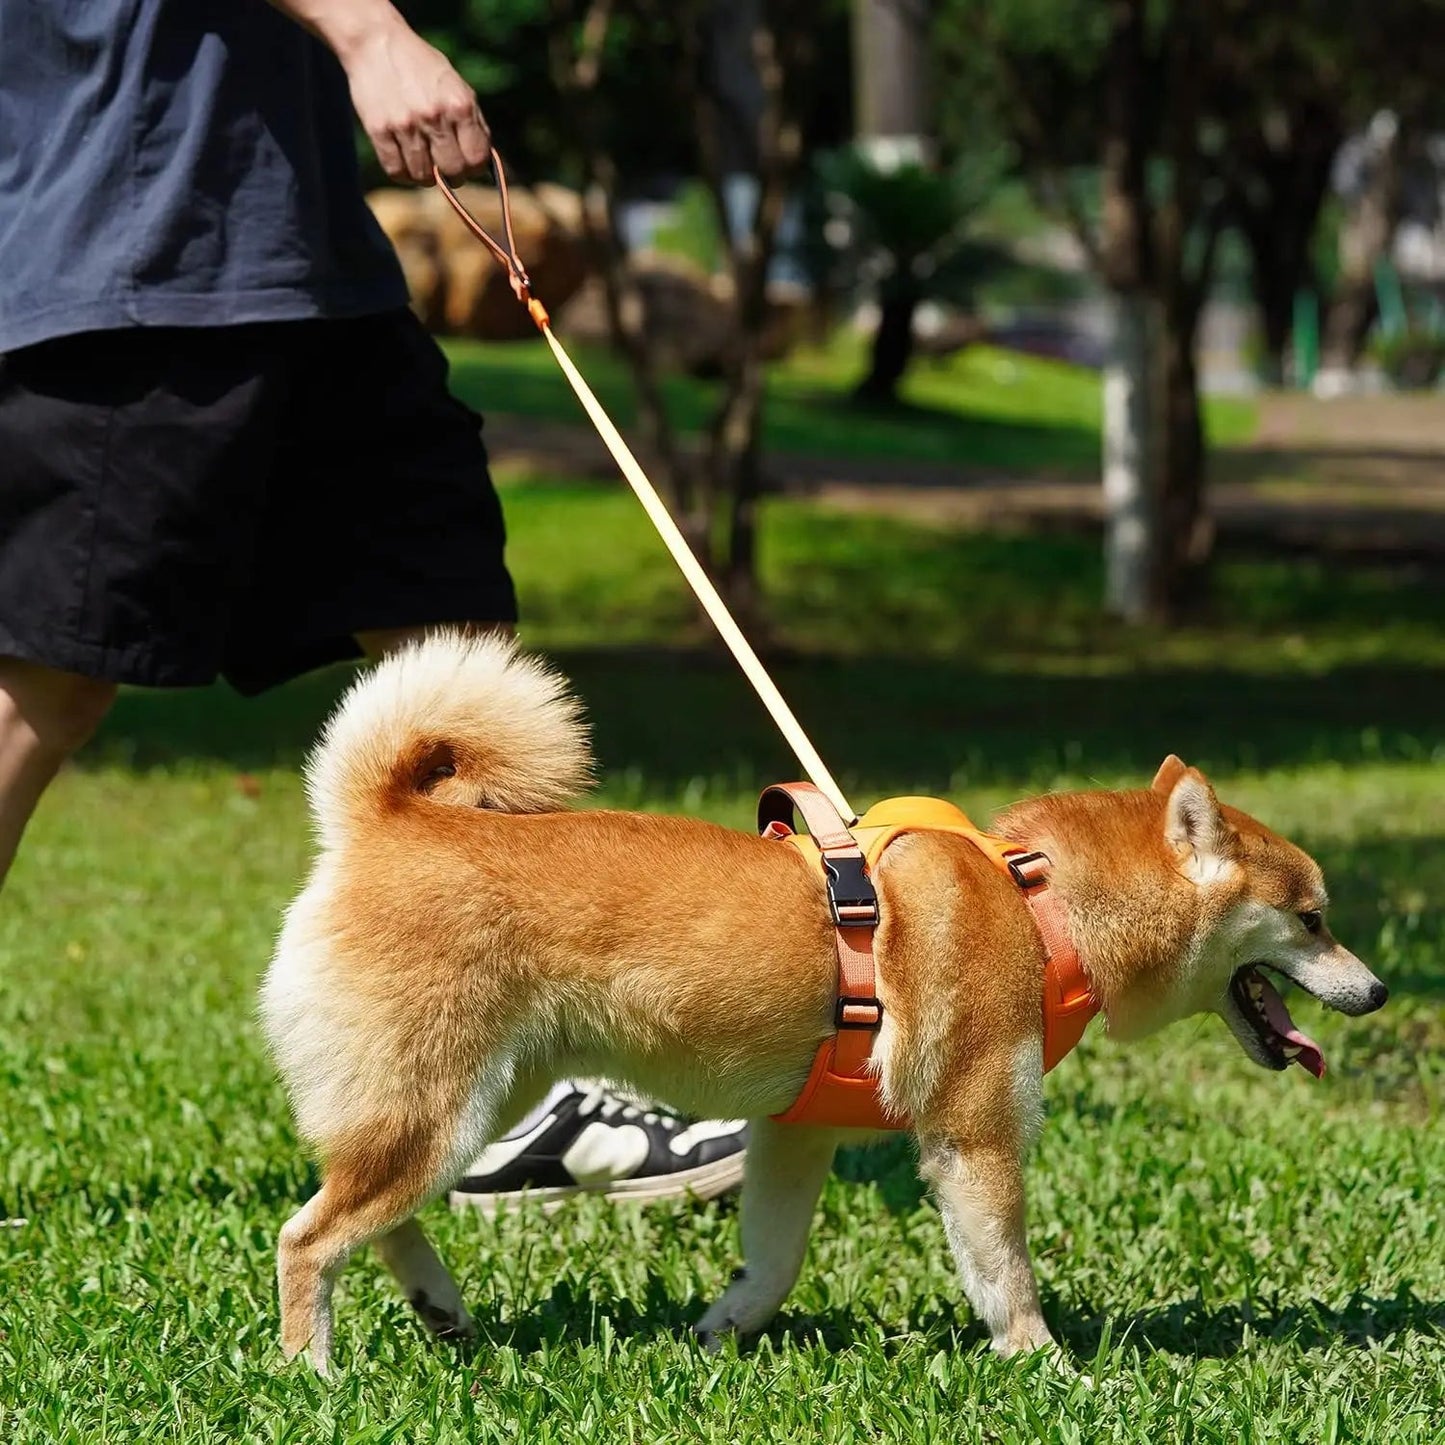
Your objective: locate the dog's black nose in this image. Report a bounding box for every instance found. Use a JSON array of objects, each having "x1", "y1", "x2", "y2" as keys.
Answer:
[{"x1": 1367, "y1": 980, "x2": 1389, "y2": 1011}]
